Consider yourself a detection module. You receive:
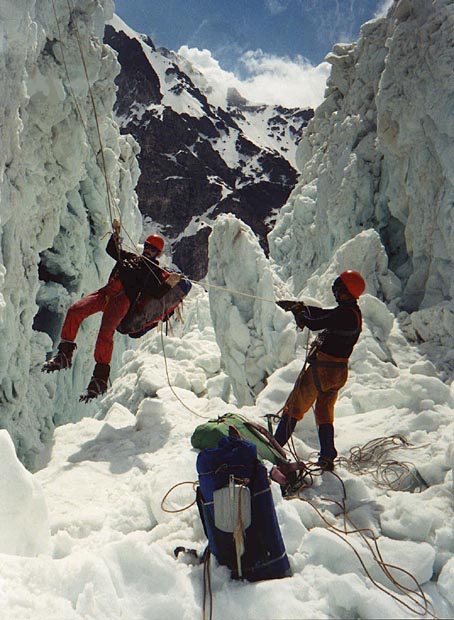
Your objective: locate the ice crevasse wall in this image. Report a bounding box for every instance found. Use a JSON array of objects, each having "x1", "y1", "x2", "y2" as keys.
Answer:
[
  {"x1": 269, "y1": 0, "x2": 454, "y2": 327},
  {"x1": 208, "y1": 0, "x2": 454, "y2": 404},
  {"x1": 0, "y1": 0, "x2": 142, "y2": 468}
]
